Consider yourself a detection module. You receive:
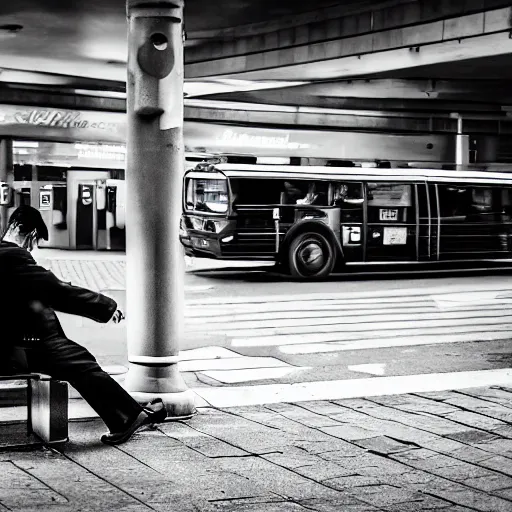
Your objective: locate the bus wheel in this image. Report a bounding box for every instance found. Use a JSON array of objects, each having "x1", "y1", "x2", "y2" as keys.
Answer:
[{"x1": 288, "y1": 232, "x2": 335, "y2": 279}]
